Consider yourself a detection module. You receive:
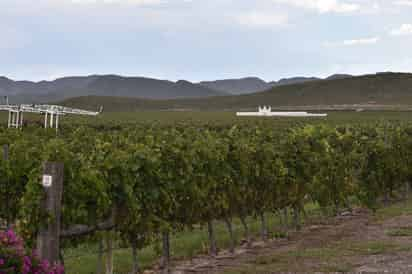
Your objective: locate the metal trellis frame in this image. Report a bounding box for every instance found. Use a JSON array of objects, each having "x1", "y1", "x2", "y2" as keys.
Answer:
[{"x1": 0, "y1": 98, "x2": 102, "y2": 130}]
